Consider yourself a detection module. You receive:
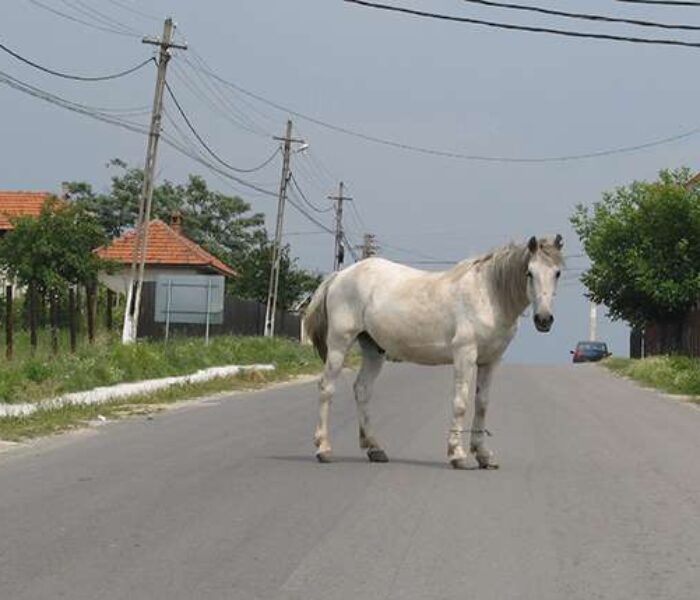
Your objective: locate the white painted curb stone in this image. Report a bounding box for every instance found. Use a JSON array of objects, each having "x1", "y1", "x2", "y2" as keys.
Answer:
[{"x1": 0, "y1": 364, "x2": 275, "y2": 419}]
